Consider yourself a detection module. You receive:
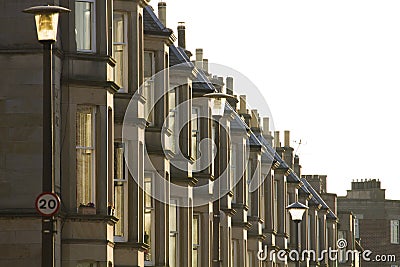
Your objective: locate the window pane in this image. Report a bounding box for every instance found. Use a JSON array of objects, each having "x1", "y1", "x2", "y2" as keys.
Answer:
[
  {"x1": 76, "y1": 106, "x2": 94, "y2": 206},
  {"x1": 76, "y1": 106, "x2": 93, "y2": 147},
  {"x1": 193, "y1": 216, "x2": 199, "y2": 245},
  {"x1": 114, "y1": 183, "x2": 124, "y2": 236},
  {"x1": 114, "y1": 45, "x2": 124, "y2": 87},
  {"x1": 192, "y1": 215, "x2": 200, "y2": 267},
  {"x1": 169, "y1": 234, "x2": 177, "y2": 267},
  {"x1": 144, "y1": 52, "x2": 153, "y2": 78},
  {"x1": 76, "y1": 149, "x2": 93, "y2": 205},
  {"x1": 114, "y1": 143, "x2": 124, "y2": 180},
  {"x1": 113, "y1": 13, "x2": 124, "y2": 43},
  {"x1": 144, "y1": 180, "x2": 152, "y2": 208},
  {"x1": 144, "y1": 210, "x2": 152, "y2": 260},
  {"x1": 170, "y1": 201, "x2": 177, "y2": 232},
  {"x1": 75, "y1": 1, "x2": 93, "y2": 51}
]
